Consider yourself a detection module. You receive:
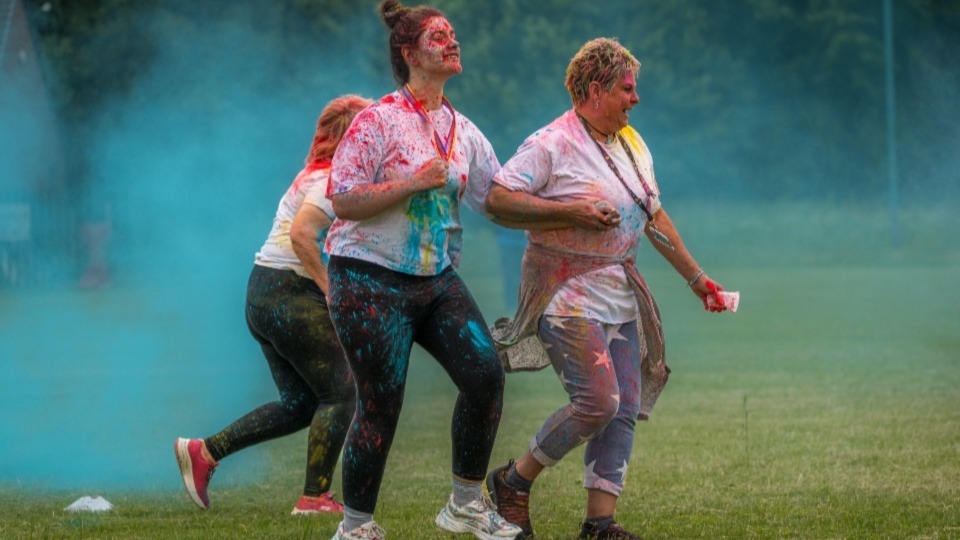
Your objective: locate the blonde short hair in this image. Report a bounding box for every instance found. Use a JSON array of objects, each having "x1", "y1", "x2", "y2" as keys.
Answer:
[{"x1": 565, "y1": 38, "x2": 640, "y2": 106}]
